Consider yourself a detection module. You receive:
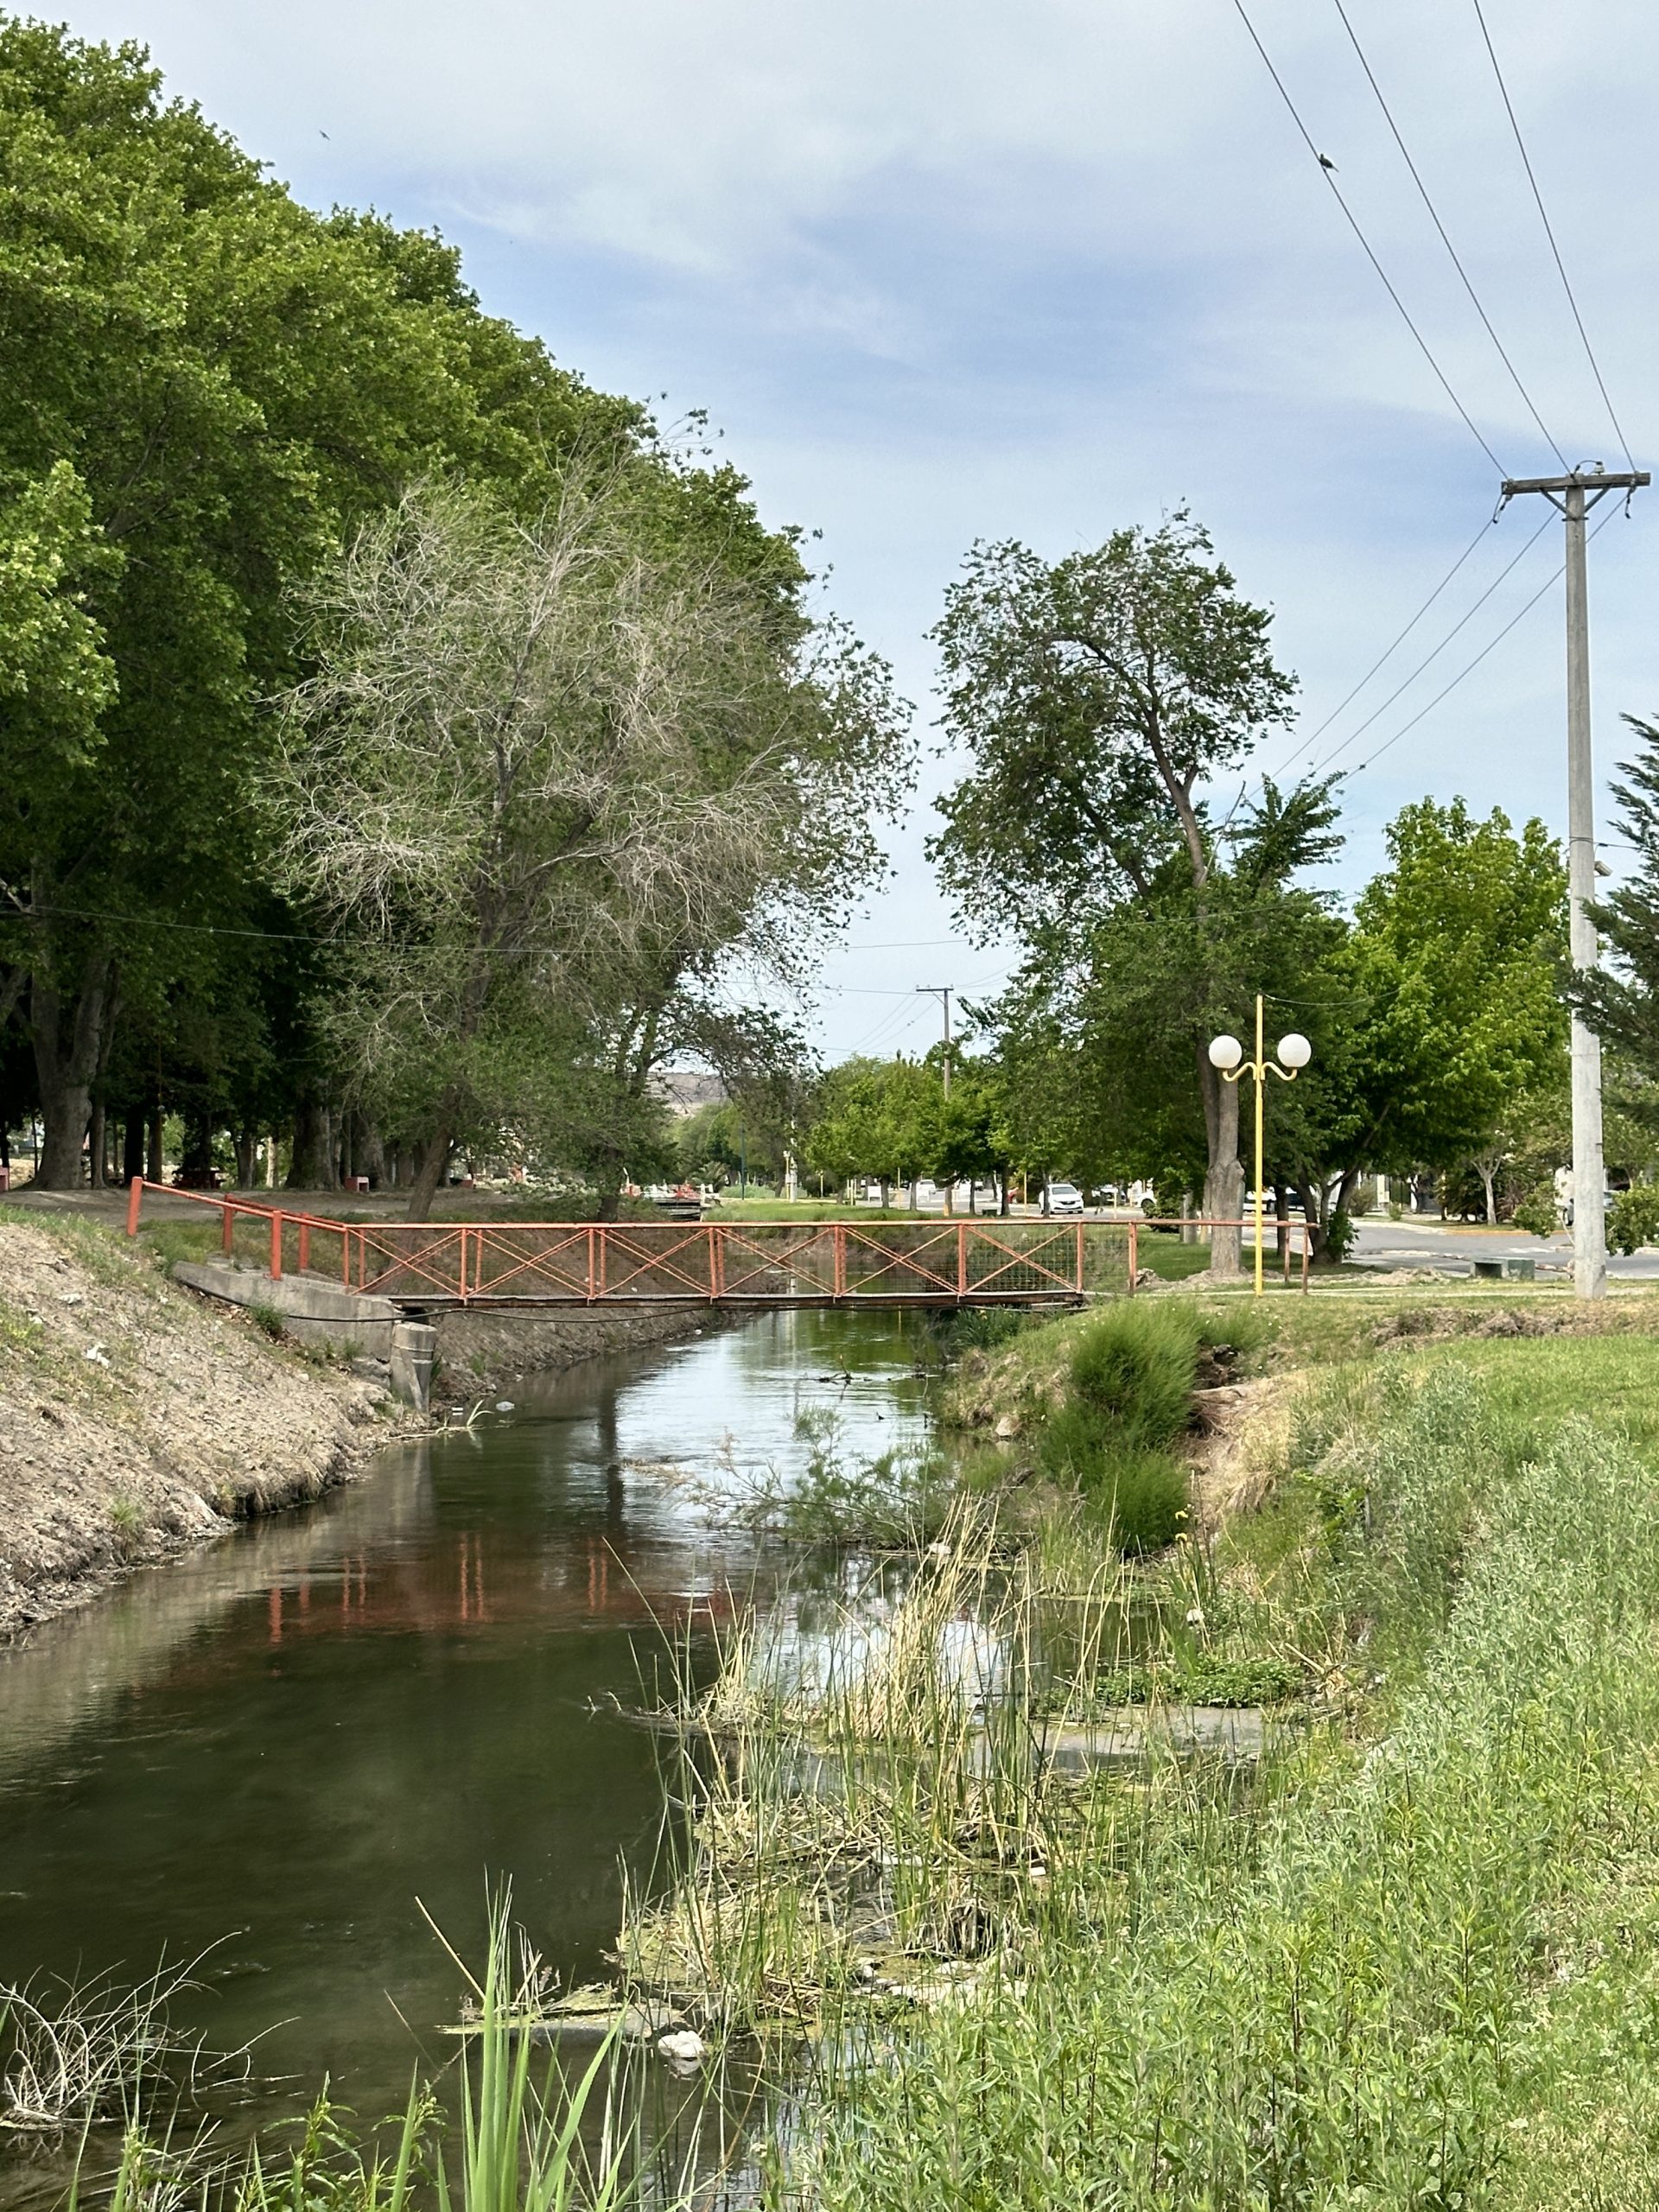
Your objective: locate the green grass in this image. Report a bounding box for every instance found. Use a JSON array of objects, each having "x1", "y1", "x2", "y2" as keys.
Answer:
[{"x1": 788, "y1": 1352, "x2": 1659, "y2": 2211}]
